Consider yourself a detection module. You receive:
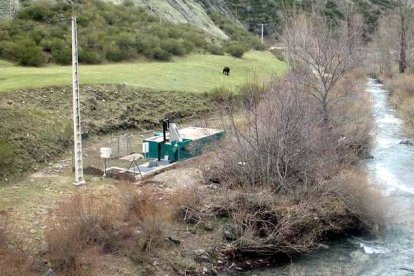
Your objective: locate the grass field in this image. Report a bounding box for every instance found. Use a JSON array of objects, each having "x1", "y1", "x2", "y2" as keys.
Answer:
[{"x1": 0, "y1": 51, "x2": 286, "y2": 93}]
